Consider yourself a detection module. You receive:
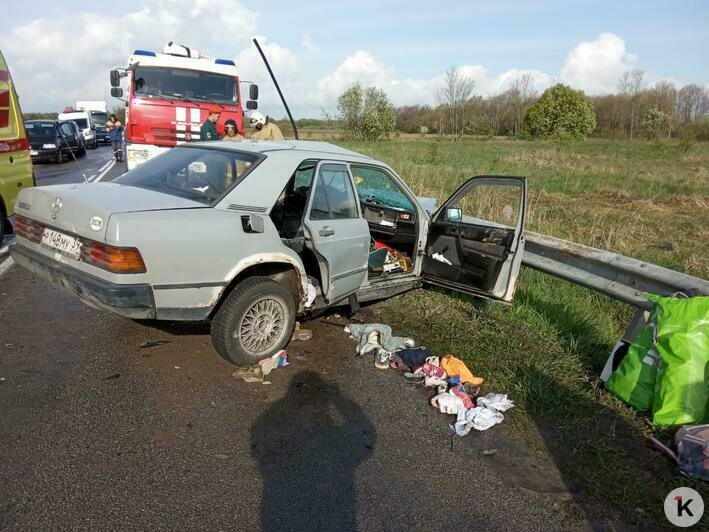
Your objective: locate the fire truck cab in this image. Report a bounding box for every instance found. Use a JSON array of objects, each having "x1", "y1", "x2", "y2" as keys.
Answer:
[{"x1": 111, "y1": 42, "x2": 258, "y2": 170}]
